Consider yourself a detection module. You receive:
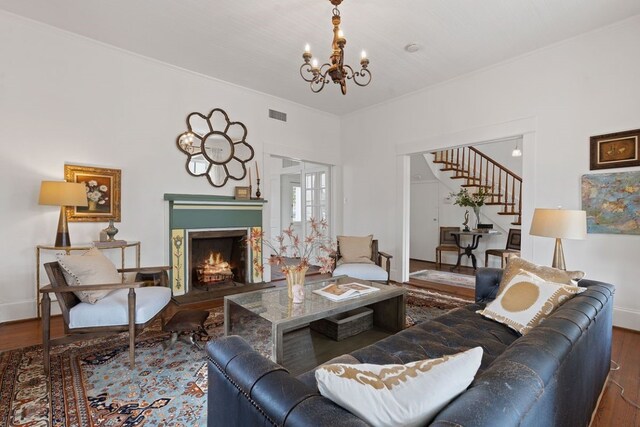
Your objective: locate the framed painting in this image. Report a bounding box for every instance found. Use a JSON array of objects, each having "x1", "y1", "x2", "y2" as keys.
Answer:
[
  {"x1": 64, "y1": 165, "x2": 121, "y2": 222},
  {"x1": 234, "y1": 186, "x2": 251, "y2": 200},
  {"x1": 581, "y1": 171, "x2": 640, "y2": 235},
  {"x1": 590, "y1": 129, "x2": 640, "y2": 170}
]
